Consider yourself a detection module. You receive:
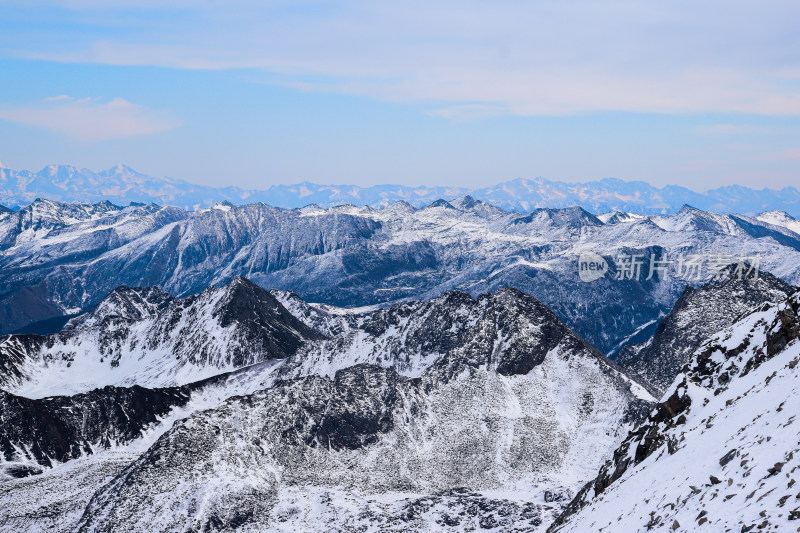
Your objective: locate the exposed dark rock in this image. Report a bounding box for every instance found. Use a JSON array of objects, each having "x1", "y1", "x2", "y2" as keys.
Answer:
[
  {"x1": 0, "y1": 385, "x2": 191, "y2": 468},
  {"x1": 616, "y1": 265, "x2": 794, "y2": 394}
]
